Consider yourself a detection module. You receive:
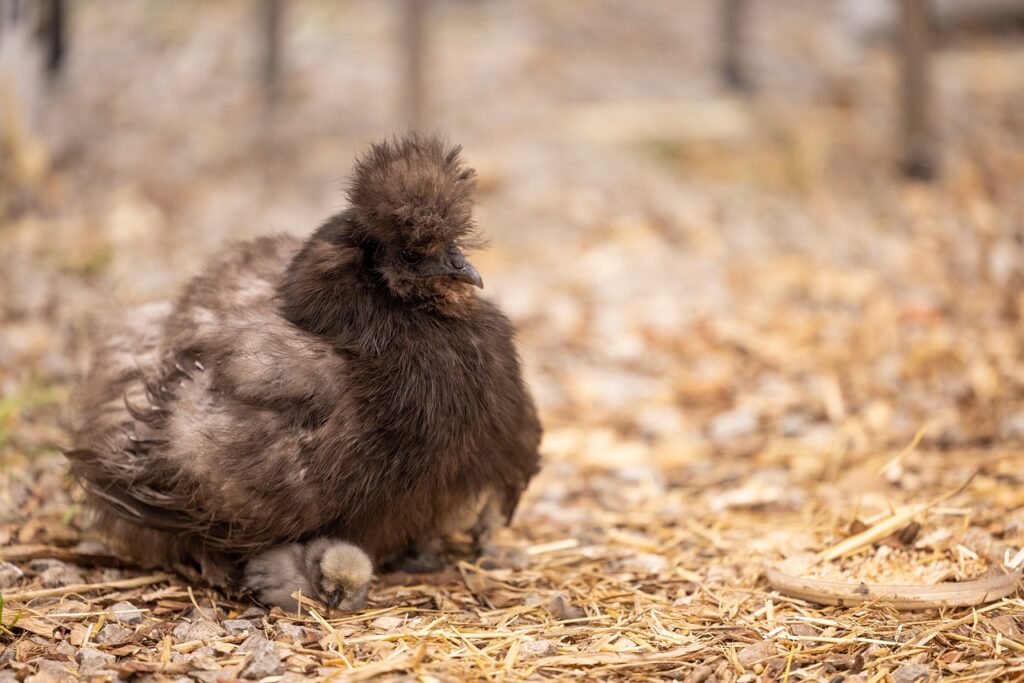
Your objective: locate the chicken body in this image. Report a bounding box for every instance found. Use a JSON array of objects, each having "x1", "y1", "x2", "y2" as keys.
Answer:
[{"x1": 66, "y1": 135, "x2": 542, "y2": 607}]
